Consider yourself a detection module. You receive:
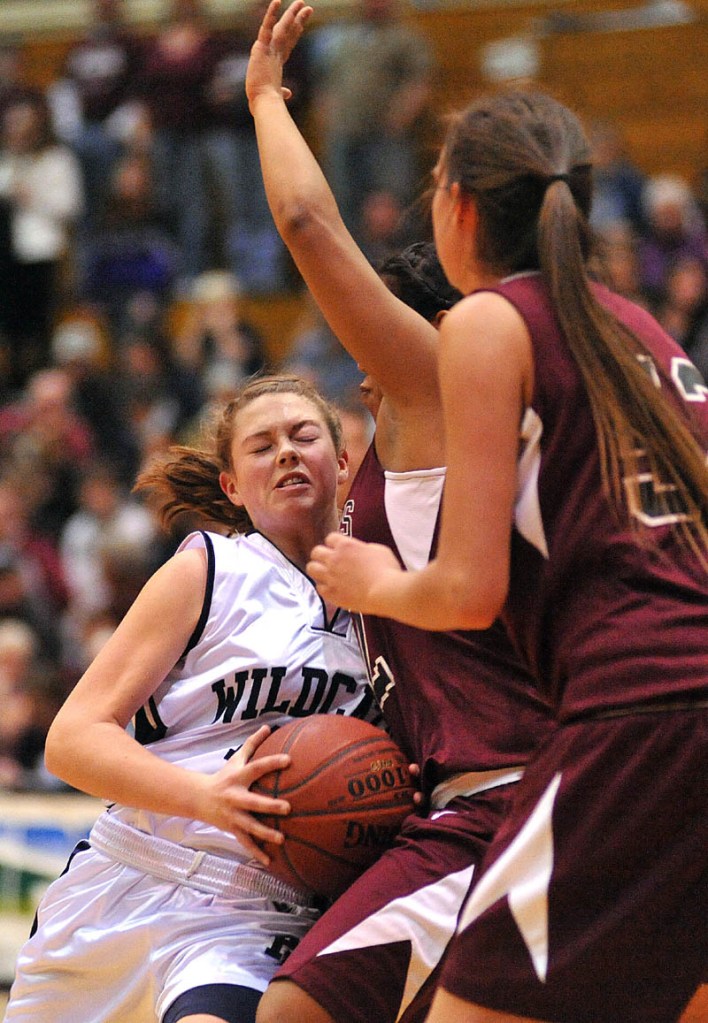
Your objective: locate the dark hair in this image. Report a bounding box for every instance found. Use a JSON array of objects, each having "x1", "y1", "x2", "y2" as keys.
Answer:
[
  {"x1": 134, "y1": 375, "x2": 344, "y2": 534},
  {"x1": 442, "y1": 90, "x2": 707, "y2": 558},
  {"x1": 377, "y1": 241, "x2": 461, "y2": 322}
]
